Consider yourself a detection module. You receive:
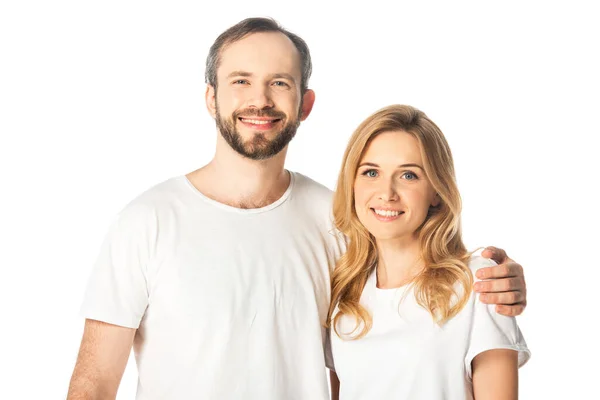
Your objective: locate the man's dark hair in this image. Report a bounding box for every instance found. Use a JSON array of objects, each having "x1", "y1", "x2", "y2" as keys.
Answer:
[{"x1": 205, "y1": 17, "x2": 312, "y2": 93}]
